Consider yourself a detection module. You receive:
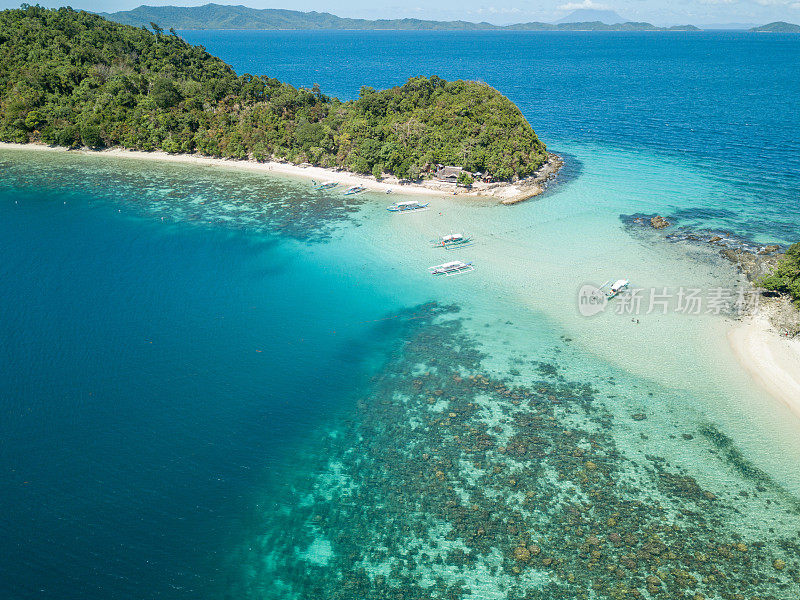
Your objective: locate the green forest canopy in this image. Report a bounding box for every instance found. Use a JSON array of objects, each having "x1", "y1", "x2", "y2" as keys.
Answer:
[
  {"x1": 0, "y1": 5, "x2": 548, "y2": 180},
  {"x1": 758, "y1": 243, "x2": 800, "y2": 305}
]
